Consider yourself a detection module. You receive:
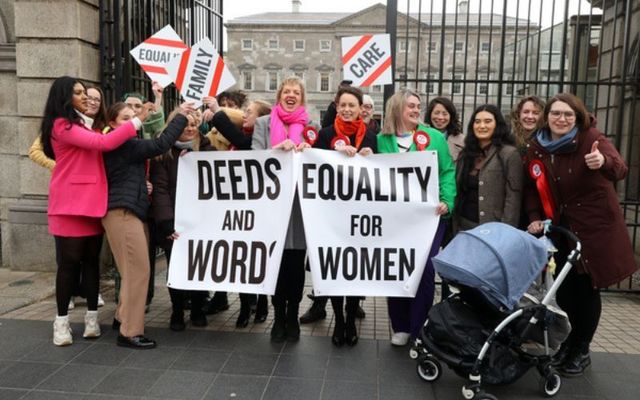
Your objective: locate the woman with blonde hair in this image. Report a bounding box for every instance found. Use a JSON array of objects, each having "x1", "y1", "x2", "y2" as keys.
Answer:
[
  {"x1": 252, "y1": 75, "x2": 311, "y2": 342},
  {"x1": 377, "y1": 88, "x2": 456, "y2": 346},
  {"x1": 510, "y1": 95, "x2": 545, "y2": 151}
]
